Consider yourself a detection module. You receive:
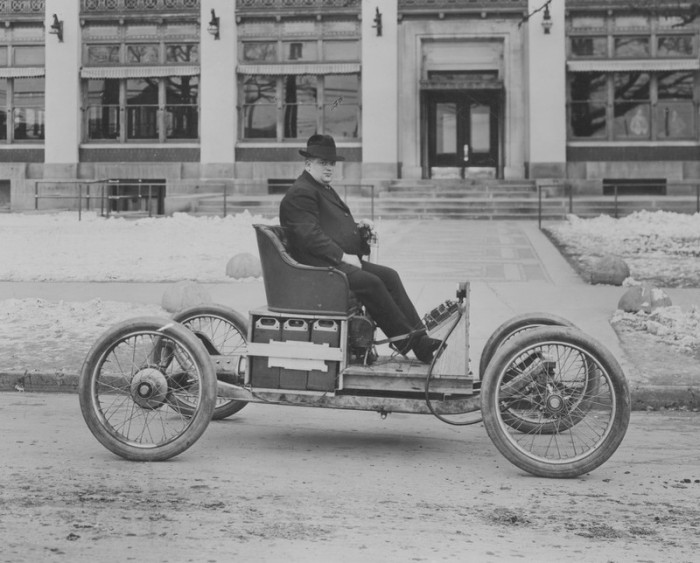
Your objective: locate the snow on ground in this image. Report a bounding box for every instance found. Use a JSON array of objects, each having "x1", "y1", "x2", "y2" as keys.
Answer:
[
  {"x1": 612, "y1": 305, "x2": 700, "y2": 356},
  {"x1": 544, "y1": 210, "x2": 700, "y2": 288},
  {"x1": 0, "y1": 211, "x2": 275, "y2": 282},
  {"x1": 0, "y1": 298, "x2": 167, "y2": 373}
]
